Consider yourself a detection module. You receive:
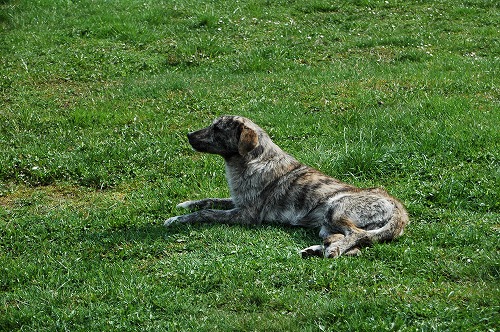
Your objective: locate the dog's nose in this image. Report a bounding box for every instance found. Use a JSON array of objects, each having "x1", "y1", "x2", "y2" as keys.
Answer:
[{"x1": 187, "y1": 132, "x2": 196, "y2": 145}]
